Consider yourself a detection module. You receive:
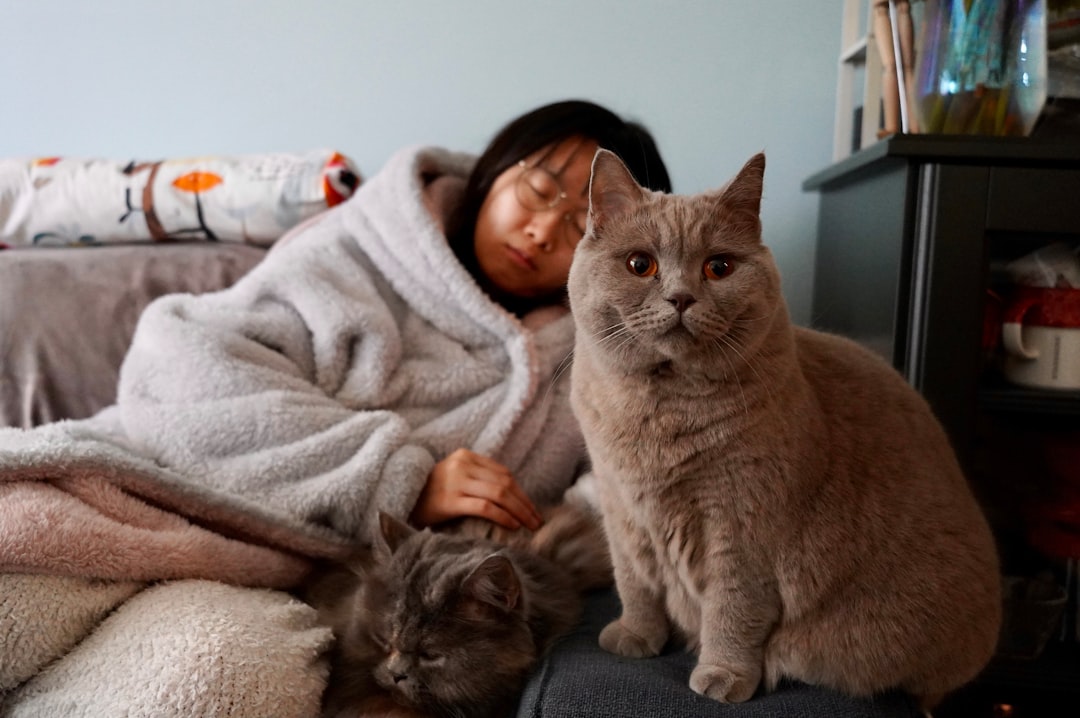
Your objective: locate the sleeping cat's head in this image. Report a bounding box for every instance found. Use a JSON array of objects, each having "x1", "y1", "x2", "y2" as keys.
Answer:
[
  {"x1": 355, "y1": 512, "x2": 537, "y2": 715},
  {"x1": 568, "y1": 149, "x2": 784, "y2": 380}
]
